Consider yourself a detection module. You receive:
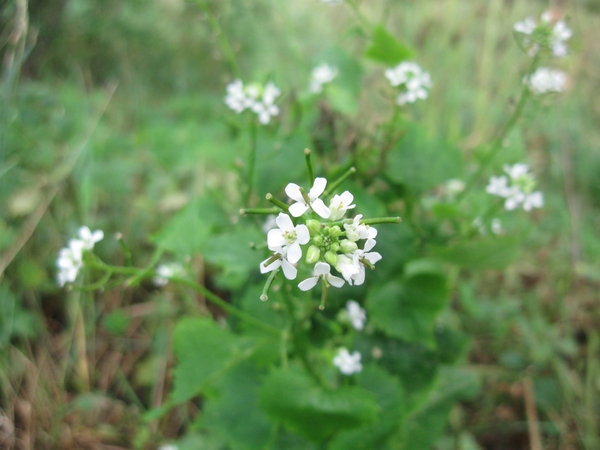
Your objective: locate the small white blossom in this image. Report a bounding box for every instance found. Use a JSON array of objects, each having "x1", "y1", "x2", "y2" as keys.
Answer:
[
  {"x1": 491, "y1": 218, "x2": 503, "y2": 235},
  {"x1": 251, "y1": 82, "x2": 281, "y2": 124},
  {"x1": 285, "y1": 177, "x2": 331, "y2": 219},
  {"x1": 346, "y1": 300, "x2": 366, "y2": 331},
  {"x1": 309, "y1": 64, "x2": 338, "y2": 93},
  {"x1": 334, "y1": 254, "x2": 360, "y2": 284},
  {"x1": 77, "y1": 226, "x2": 104, "y2": 250},
  {"x1": 267, "y1": 213, "x2": 310, "y2": 264},
  {"x1": 527, "y1": 67, "x2": 567, "y2": 95},
  {"x1": 385, "y1": 62, "x2": 432, "y2": 105},
  {"x1": 225, "y1": 80, "x2": 281, "y2": 124},
  {"x1": 486, "y1": 176, "x2": 510, "y2": 197},
  {"x1": 333, "y1": 348, "x2": 362, "y2": 375},
  {"x1": 260, "y1": 250, "x2": 298, "y2": 280},
  {"x1": 514, "y1": 11, "x2": 572, "y2": 58},
  {"x1": 298, "y1": 262, "x2": 345, "y2": 291},
  {"x1": 224, "y1": 79, "x2": 254, "y2": 113},
  {"x1": 344, "y1": 214, "x2": 377, "y2": 242},
  {"x1": 486, "y1": 163, "x2": 544, "y2": 211},
  {"x1": 514, "y1": 17, "x2": 536, "y2": 34},
  {"x1": 349, "y1": 239, "x2": 382, "y2": 286},
  {"x1": 56, "y1": 239, "x2": 85, "y2": 287},
  {"x1": 153, "y1": 262, "x2": 185, "y2": 287},
  {"x1": 328, "y1": 191, "x2": 355, "y2": 221},
  {"x1": 445, "y1": 179, "x2": 465, "y2": 198}
]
